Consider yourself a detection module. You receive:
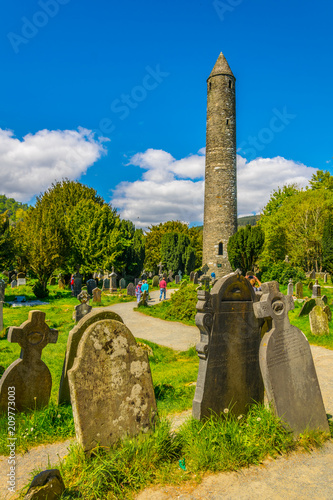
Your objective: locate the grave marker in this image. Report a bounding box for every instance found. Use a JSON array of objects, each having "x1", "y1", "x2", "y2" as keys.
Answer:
[
  {"x1": 323, "y1": 305, "x2": 332, "y2": 322},
  {"x1": 74, "y1": 290, "x2": 92, "y2": 322},
  {"x1": 86, "y1": 279, "x2": 96, "y2": 297},
  {"x1": 309, "y1": 306, "x2": 329, "y2": 336},
  {"x1": 73, "y1": 272, "x2": 82, "y2": 298},
  {"x1": 312, "y1": 279, "x2": 321, "y2": 298},
  {"x1": 67, "y1": 318, "x2": 157, "y2": 452},
  {"x1": 102, "y1": 278, "x2": 110, "y2": 290},
  {"x1": 152, "y1": 276, "x2": 159, "y2": 287},
  {"x1": 287, "y1": 279, "x2": 293, "y2": 296},
  {"x1": 138, "y1": 290, "x2": 148, "y2": 307},
  {"x1": 0, "y1": 311, "x2": 58, "y2": 412},
  {"x1": 253, "y1": 281, "x2": 329, "y2": 435},
  {"x1": 193, "y1": 272, "x2": 198, "y2": 284},
  {"x1": 58, "y1": 278, "x2": 65, "y2": 290},
  {"x1": 17, "y1": 272, "x2": 26, "y2": 286},
  {"x1": 10, "y1": 280, "x2": 17, "y2": 289},
  {"x1": 0, "y1": 279, "x2": 5, "y2": 301},
  {"x1": 127, "y1": 283, "x2": 135, "y2": 296},
  {"x1": 192, "y1": 271, "x2": 263, "y2": 419},
  {"x1": 92, "y1": 288, "x2": 102, "y2": 303},
  {"x1": 175, "y1": 275, "x2": 180, "y2": 284},
  {"x1": 295, "y1": 282, "x2": 303, "y2": 299},
  {"x1": 119, "y1": 278, "x2": 126, "y2": 289}
]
